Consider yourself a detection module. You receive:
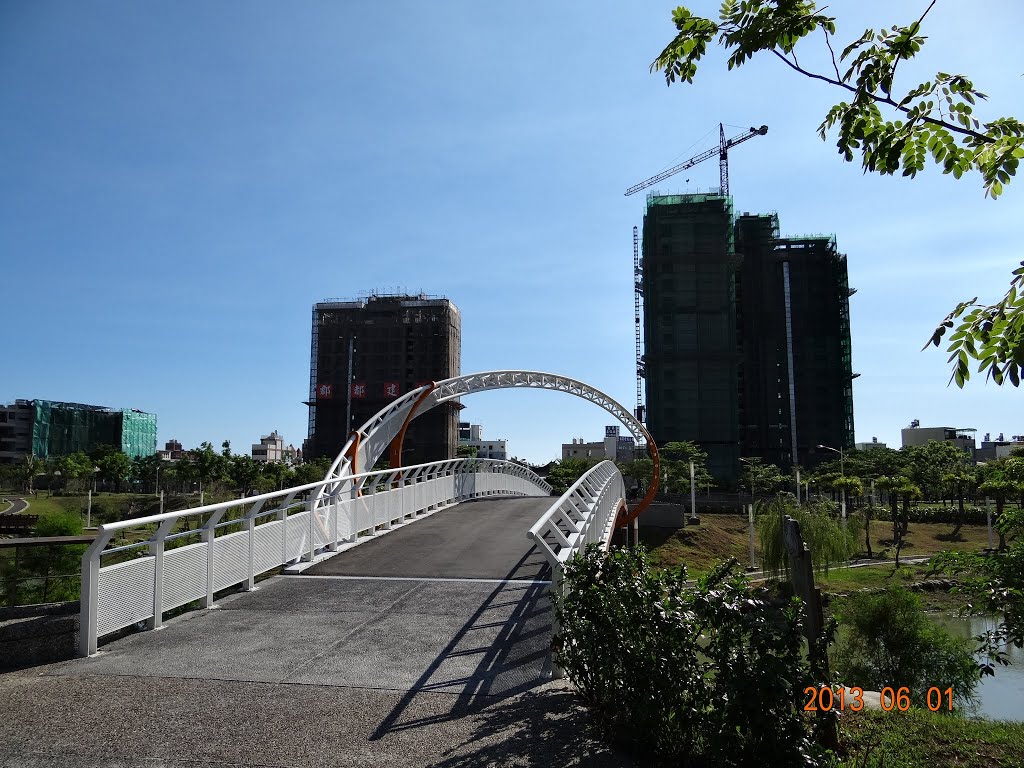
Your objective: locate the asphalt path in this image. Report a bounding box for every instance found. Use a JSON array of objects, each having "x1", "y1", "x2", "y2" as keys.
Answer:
[
  {"x1": 303, "y1": 496, "x2": 554, "y2": 581},
  {"x1": 0, "y1": 496, "x2": 636, "y2": 767},
  {"x1": 0, "y1": 496, "x2": 28, "y2": 515}
]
